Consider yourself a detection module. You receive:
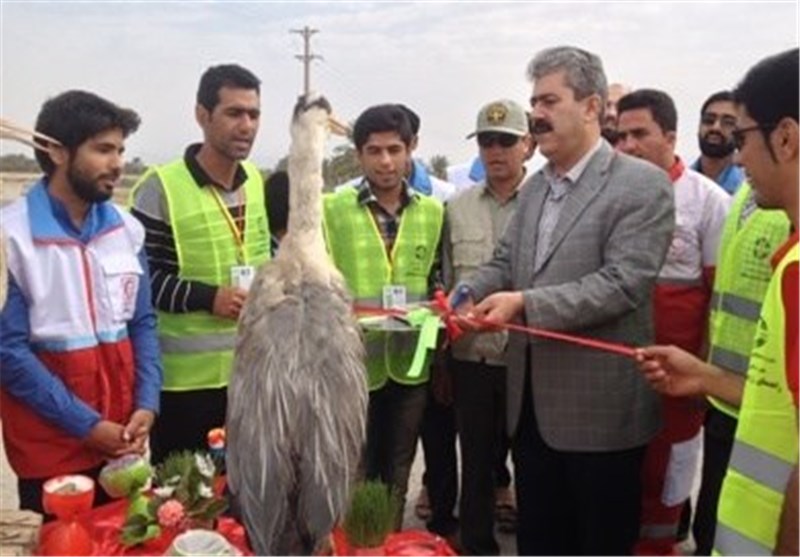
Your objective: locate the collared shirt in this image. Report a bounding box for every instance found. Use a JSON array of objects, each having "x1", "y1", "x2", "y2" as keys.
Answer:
[
  {"x1": 443, "y1": 177, "x2": 525, "y2": 364},
  {"x1": 535, "y1": 139, "x2": 603, "y2": 267},
  {"x1": 483, "y1": 180, "x2": 524, "y2": 242},
  {"x1": 354, "y1": 178, "x2": 442, "y2": 294},
  {"x1": 356, "y1": 178, "x2": 418, "y2": 254},
  {"x1": 184, "y1": 143, "x2": 249, "y2": 192}
]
